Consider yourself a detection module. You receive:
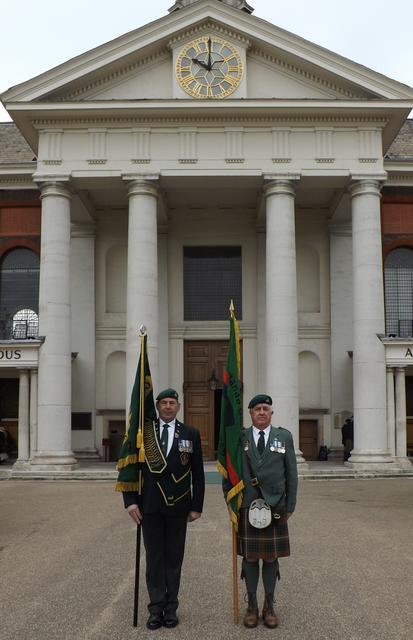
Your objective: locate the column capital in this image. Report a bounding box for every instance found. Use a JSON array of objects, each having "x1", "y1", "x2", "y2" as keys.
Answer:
[
  {"x1": 263, "y1": 176, "x2": 299, "y2": 198},
  {"x1": 122, "y1": 174, "x2": 159, "y2": 199},
  {"x1": 34, "y1": 178, "x2": 72, "y2": 201},
  {"x1": 349, "y1": 178, "x2": 384, "y2": 199}
]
